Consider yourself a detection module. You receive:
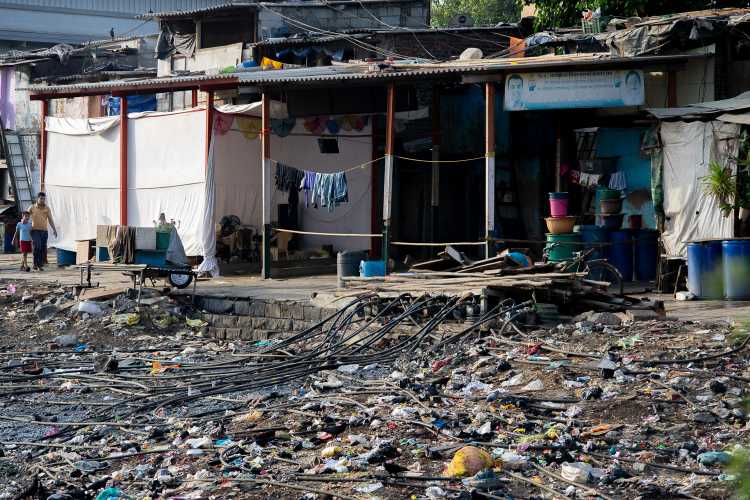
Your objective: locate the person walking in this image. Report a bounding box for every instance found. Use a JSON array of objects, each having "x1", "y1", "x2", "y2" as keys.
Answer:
[
  {"x1": 11, "y1": 211, "x2": 32, "y2": 272},
  {"x1": 28, "y1": 192, "x2": 57, "y2": 271}
]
